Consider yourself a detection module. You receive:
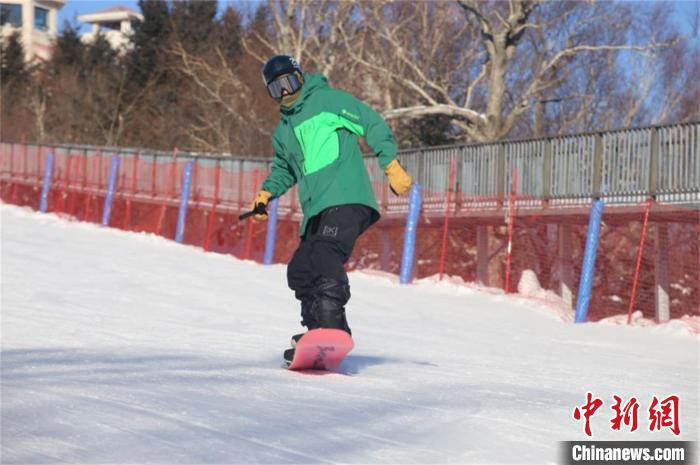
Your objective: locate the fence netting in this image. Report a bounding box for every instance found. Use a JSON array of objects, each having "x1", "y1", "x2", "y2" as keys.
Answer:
[{"x1": 1, "y1": 142, "x2": 697, "y2": 323}]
